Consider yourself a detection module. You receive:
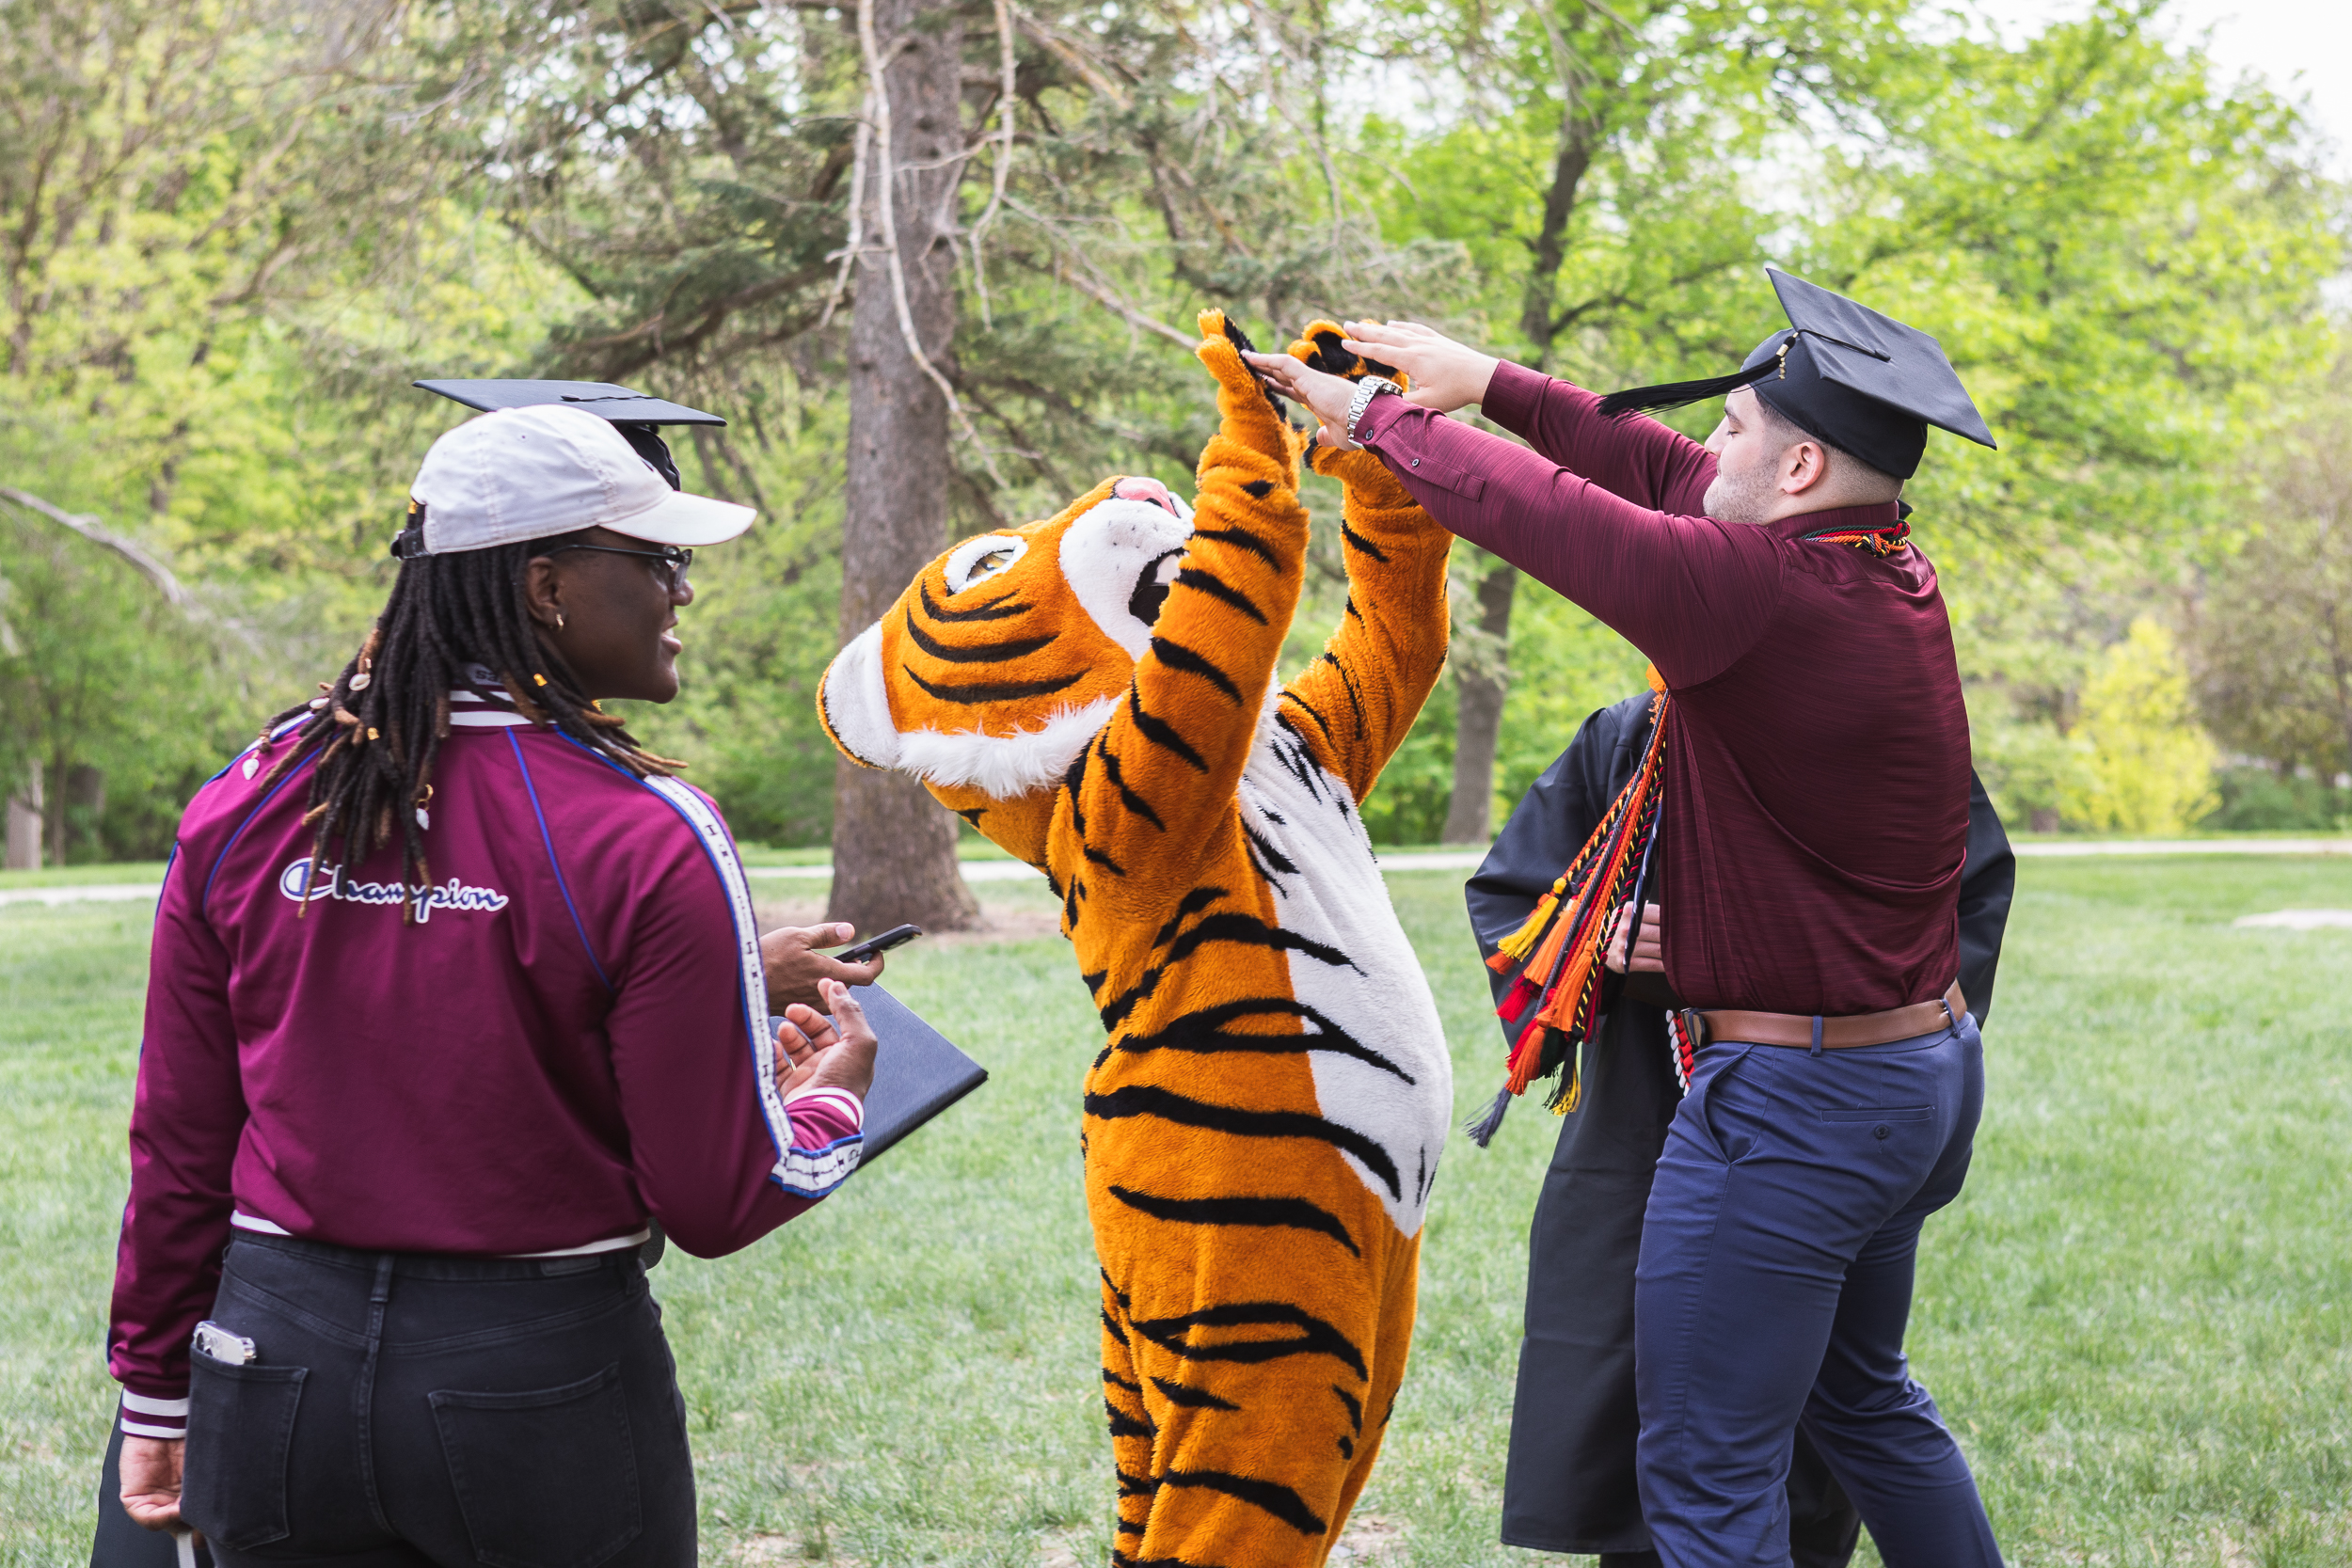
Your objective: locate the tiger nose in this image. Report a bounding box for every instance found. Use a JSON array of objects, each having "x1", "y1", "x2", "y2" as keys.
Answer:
[{"x1": 1114, "y1": 476, "x2": 1178, "y2": 515}]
